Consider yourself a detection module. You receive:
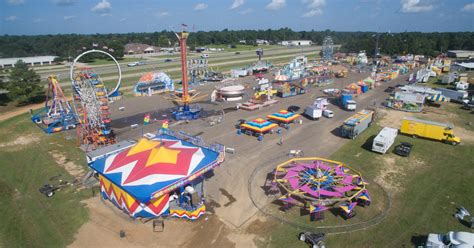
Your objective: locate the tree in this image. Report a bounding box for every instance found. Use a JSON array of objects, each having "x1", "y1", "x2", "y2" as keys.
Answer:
[{"x1": 7, "y1": 60, "x2": 43, "y2": 105}]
